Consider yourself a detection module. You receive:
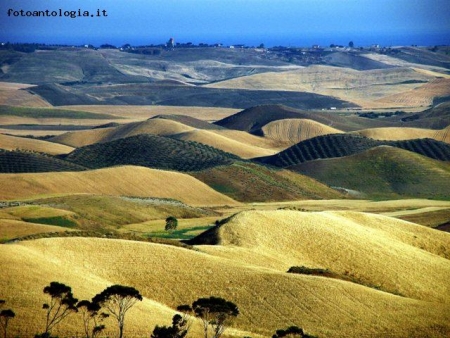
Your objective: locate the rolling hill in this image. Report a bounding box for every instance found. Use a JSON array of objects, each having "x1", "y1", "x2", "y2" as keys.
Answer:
[
  {"x1": 191, "y1": 162, "x2": 344, "y2": 202},
  {"x1": 353, "y1": 125, "x2": 450, "y2": 143},
  {"x1": 0, "y1": 150, "x2": 87, "y2": 173},
  {"x1": 0, "y1": 165, "x2": 239, "y2": 206},
  {"x1": 206, "y1": 65, "x2": 442, "y2": 108},
  {"x1": 261, "y1": 118, "x2": 344, "y2": 144},
  {"x1": 1, "y1": 210, "x2": 449, "y2": 337},
  {"x1": 0, "y1": 133, "x2": 74, "y2": 154},
  {"x1": 213, "y1": 104, "x2": 414, "y2": 134},
  {"x1": 60, "y1": 134, "x2": 240, "y2": 172},
  {"x1": 256, "y1": 134, "x2": 450, "y2": 167},
  {"x1": 291, "y1": 146, "x2": 450, "y2": 199},
  {"x1": 51, "y1": 117, "x2": 282, "y2": 159}
]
